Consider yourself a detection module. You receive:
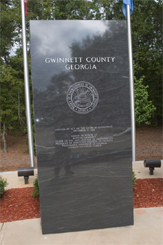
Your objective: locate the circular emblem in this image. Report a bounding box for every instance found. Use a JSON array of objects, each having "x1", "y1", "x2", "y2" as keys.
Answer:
[{"x1": 66, "y1": 81, "x2": 99, "y2": 114}]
